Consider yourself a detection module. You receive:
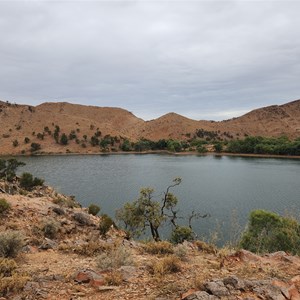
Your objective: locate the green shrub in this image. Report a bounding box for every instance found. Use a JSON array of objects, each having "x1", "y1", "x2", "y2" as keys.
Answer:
[
  {"x1": 197, "y1": 145, "x2": 207, "y2": 153},
  {"x1": 20, "y1": 172, "x2": 44, "y2": 190},
  {"x1": 170, "y1": 226, "x2": 194, "y2": 244},
  {"x1": 88, "y1": 204, "x2": 100, "y2": 216},
  {"x1": 12, "y1": 140, "x2": 19, "y2": 147},
  {"x1": 0, "y1": 198, "x2": 10, "y2": 214},
  {"x1": 30, "y1": 142, "x2": 41, "y2": 152},
  {"x1": 42, "y1": 219, "x2": 59, "y2": 239},
  {"x1": 0, "y1": 231, "x2": 23, "y2": 258},
  {"x1": 99, "y1": 214, "x2": 116, "y2": 236},
  {"x1": 240, "y1": 210, "x2": 300, "y2": 254}
]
